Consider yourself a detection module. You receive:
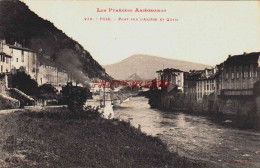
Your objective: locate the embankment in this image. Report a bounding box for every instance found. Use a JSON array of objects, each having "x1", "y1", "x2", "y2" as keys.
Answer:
[
  {"x1": 140, "y1": 89, "x2": 260, "y2": 129},
  {"x1": 0, "y1": 108, "x2": 211, "y2": 168}
]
